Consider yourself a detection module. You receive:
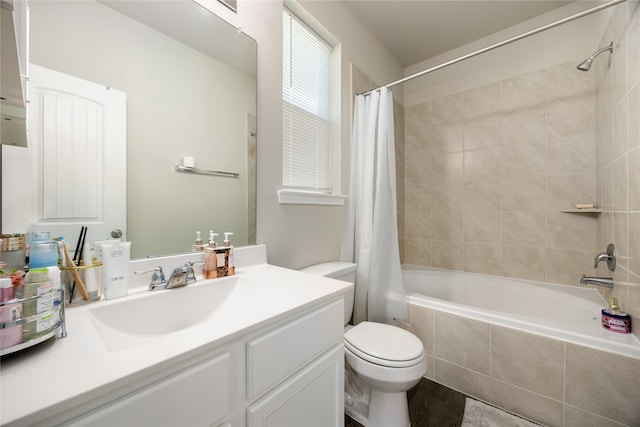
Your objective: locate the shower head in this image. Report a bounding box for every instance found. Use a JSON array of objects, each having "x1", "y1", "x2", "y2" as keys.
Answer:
[{"x1": 577, "y1": 41, "x2": 614, "y2": 71}]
